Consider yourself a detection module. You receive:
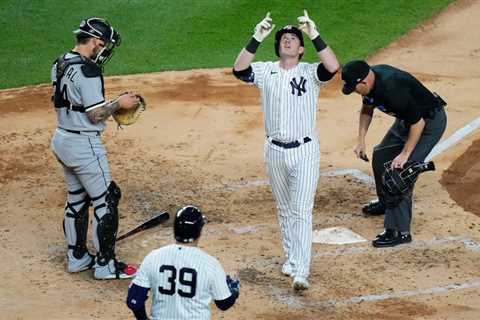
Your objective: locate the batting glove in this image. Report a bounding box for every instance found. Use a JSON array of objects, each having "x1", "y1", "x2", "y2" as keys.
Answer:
[
  {"x1": 297, "y1": 9, "x2": 320, "y2": 40},
  {"x1": 253, "y1": 12, "x2": 275, "y2": 42}
]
